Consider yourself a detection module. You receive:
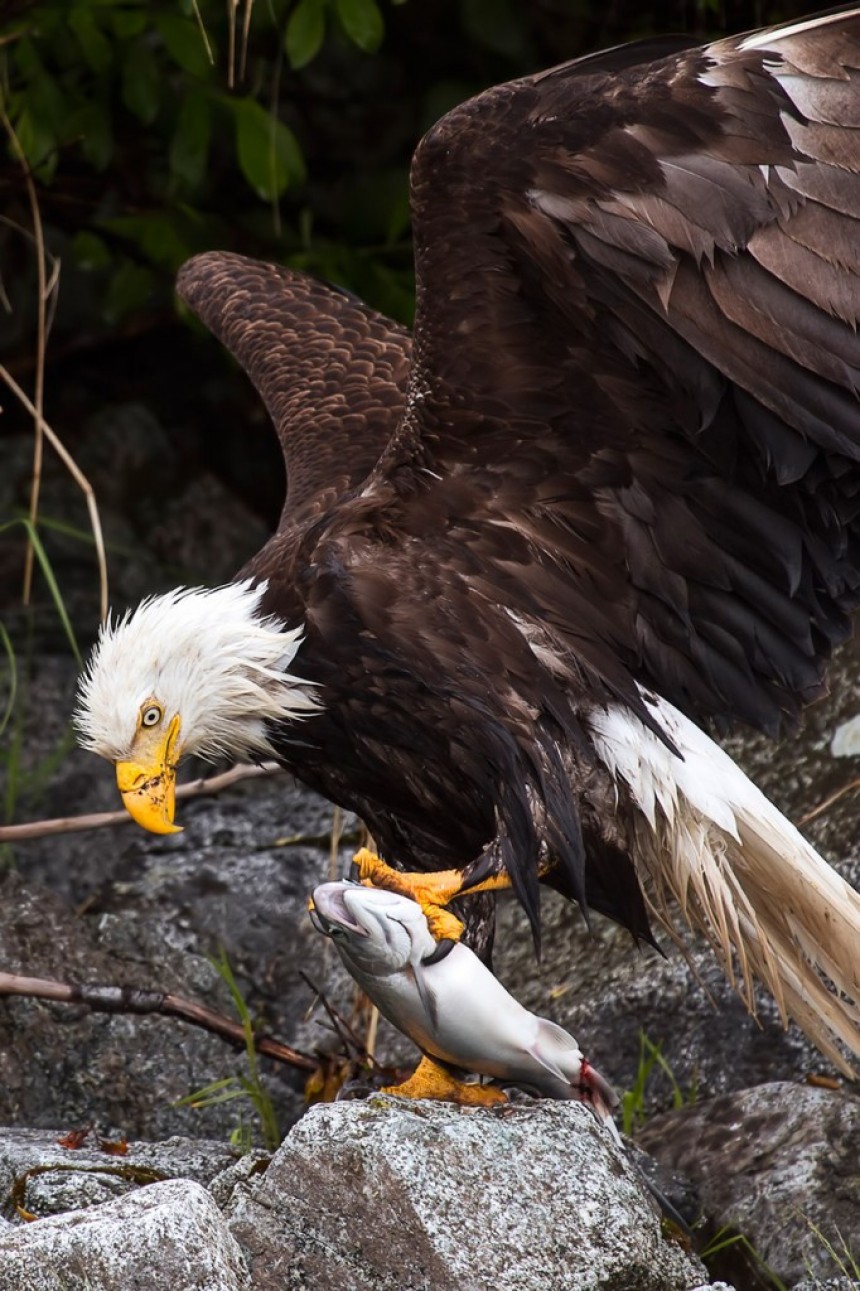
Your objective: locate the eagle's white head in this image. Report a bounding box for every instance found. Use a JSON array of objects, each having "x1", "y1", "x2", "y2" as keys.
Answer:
[{"x1": 74, "y1": 581, "x2": 319, "y2": 834}]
